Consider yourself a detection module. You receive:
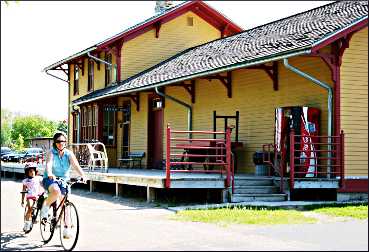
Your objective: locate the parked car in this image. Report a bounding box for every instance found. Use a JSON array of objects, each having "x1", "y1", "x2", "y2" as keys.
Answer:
[
  {"x1": 1, "y1": 147, "x2": 12, "y2": 157},
  {"x1": 1, "y1": 148, "x2": 45, "y2": 163},
  {"x1": 1, "y1": 150, "x2": 20, "y2": 162}
]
